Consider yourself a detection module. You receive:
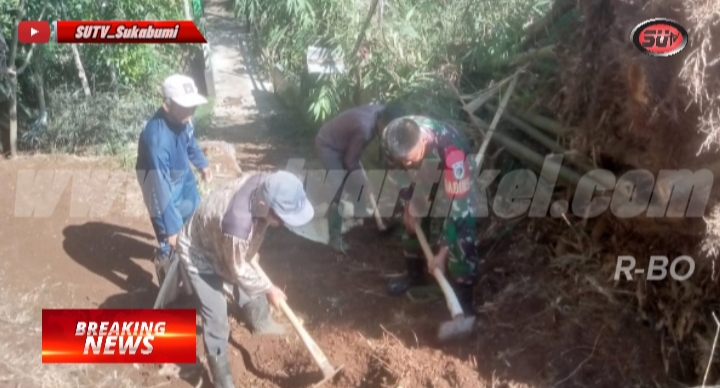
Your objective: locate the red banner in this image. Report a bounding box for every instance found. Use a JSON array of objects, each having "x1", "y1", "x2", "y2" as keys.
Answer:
[
  {"x1": 55, "y1": 21, "x2": 206, "y2": 44},
  {"x1": 42, "y1": 309, "x2": 196, "y2": 363}
]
